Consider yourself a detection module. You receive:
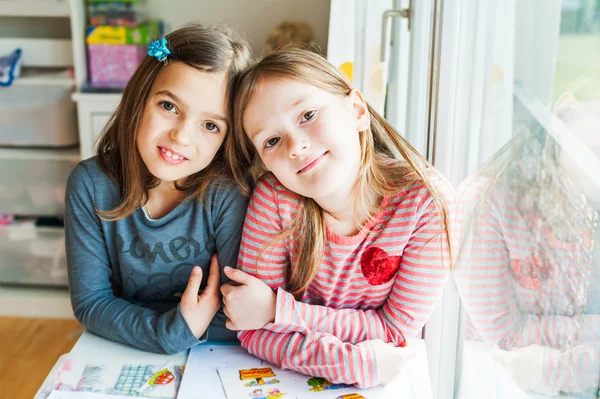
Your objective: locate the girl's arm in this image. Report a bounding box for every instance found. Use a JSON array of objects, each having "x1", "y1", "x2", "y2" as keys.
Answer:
[
  {"x1": 206, "y1": 184, "x2": 248, "y2": 341},
  {"x1": 237, "y1": 327, "x2": 379, "y2": 388},
  {"x1": 65, "y1": 164, "x2": 201, "y2": 354}
]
